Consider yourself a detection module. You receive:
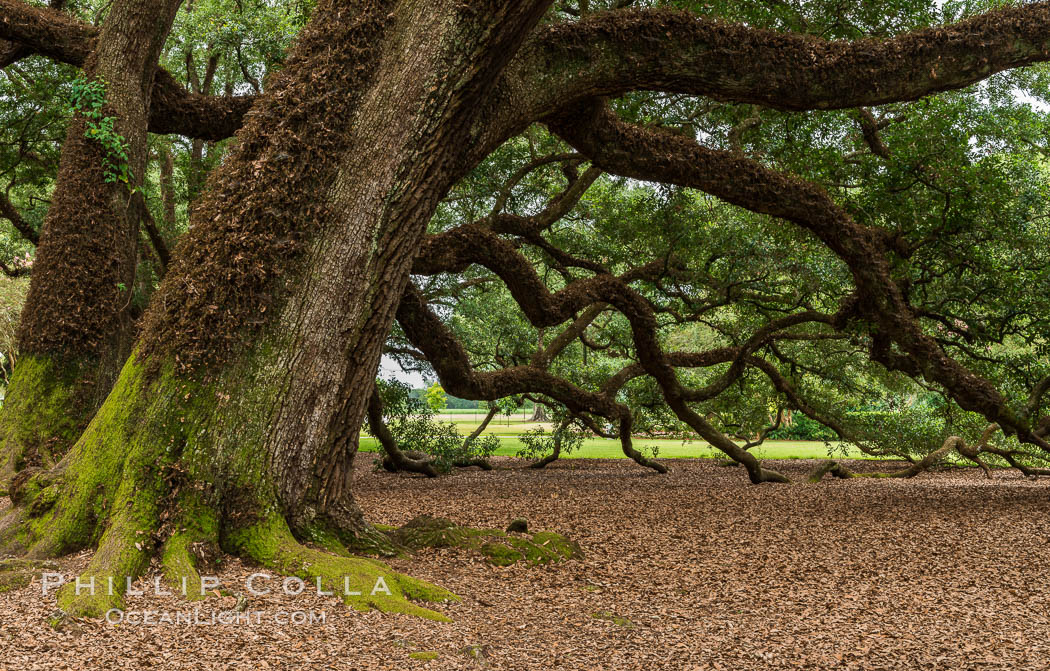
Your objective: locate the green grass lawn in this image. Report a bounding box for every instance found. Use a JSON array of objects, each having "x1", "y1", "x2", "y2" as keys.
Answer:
[{"x1": 361, "y1": 415, "x2": 880, "y2": 461}]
